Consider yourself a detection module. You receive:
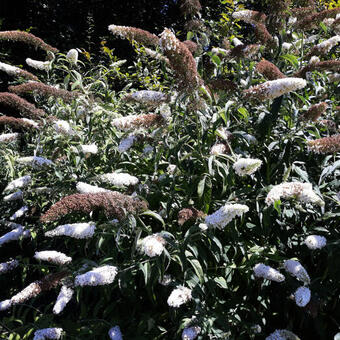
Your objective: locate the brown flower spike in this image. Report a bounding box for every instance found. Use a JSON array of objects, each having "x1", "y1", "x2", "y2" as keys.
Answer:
[
  {"x1": 308, "y1": 134, "x2": 340, "y2": 153},
  {"x1": 178, "y1": 207, "x2": 205, "y2": 226},
  {"x1": 301, "y1": 102, "x2": 328, "y2": 122},
  {"x1": 256, "y1": 59, "x2": 286, "y2": 80},
  {"x1": 0, "y1": 116, "x2": 38, "y2": 130},
  {"x1": 40, "y1": 192, "x2": 148, "y2": 222},
  {"x1": 295, "y1": 60, "x2": 340, "y2": 78},
  {"x1": 179, "y1": 0, "x2": 202, "y2": 17}
]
